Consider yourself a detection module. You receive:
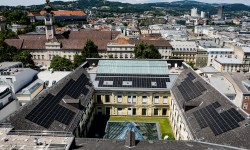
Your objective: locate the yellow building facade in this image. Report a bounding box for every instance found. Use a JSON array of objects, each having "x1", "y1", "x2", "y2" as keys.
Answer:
[{"x1": 94, "y1": 91, "x2": 171, "y2": 117}]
